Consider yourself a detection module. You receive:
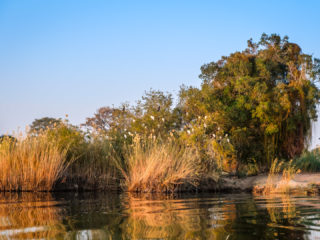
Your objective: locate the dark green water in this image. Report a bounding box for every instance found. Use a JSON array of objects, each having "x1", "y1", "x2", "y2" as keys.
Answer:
[{"x1": 0, "y1": 192, "x2": 320, "y2": 239}]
